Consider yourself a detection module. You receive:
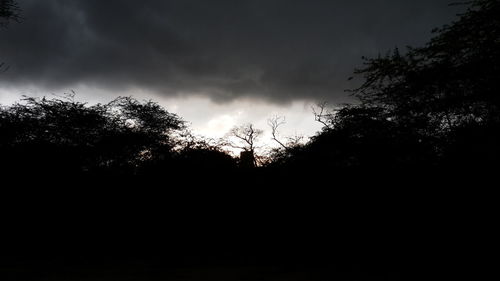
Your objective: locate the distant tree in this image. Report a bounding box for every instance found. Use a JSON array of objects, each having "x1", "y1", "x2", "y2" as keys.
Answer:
[
  {"x1": 265, "y1": 116, "x2": 308, "y2": 168},
  {"x1": 142, "y1": 130, "x2": 238, "y2": 174},
  {"x1": 312, "y1": 102, "x2": 336, "y2": 129},
  {"x1": 268, "y1": 116, "x2": 288, "y2": 150},
  {"x1": 176, "y1": 145, "x2": 237, "y2": 171},
  {"x1": 228, "y1": 124, "x2": 263, "y2": 168}
]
